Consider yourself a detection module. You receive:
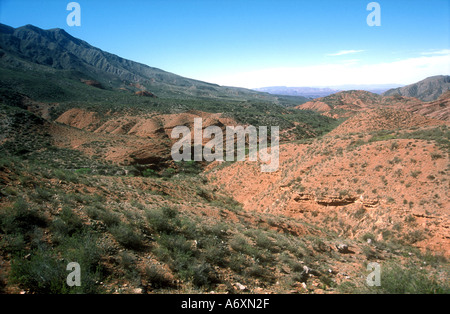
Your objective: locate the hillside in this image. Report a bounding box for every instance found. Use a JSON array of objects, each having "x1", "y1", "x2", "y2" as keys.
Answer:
[
  {"x1": 383, "y1": 75, "x2": 450, "y2": 102},
  {"x1": 391, "y1": 91, "x2": 450, "y2": 121},
  {"x1": 208, "y1": 112, "x2": 450, "y2": 257},
  {"x1": 296, "y1": 88, "x2": 450, "y2": 121},
  {"x1": 296, "y1": 90, "x2": 388, "y2": 119},
  {"x1": 0, "y1": 23, "x2": 308, "y2": 105},
  {"x1": 327, "y1": 108, "x2": 446, "y2": 136}
]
